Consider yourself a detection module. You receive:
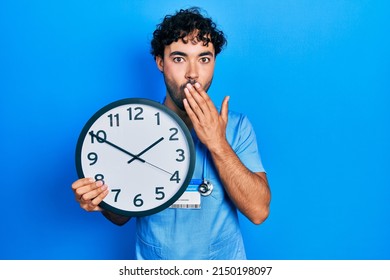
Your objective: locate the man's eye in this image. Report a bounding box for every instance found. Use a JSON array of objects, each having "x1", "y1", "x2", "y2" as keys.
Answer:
[
  {"x1": 200, "y1": 57, "x2": 210, "y2": 63},
  {"x1": 173, "y1": 57, "x2": 184, "y2": 63}
]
